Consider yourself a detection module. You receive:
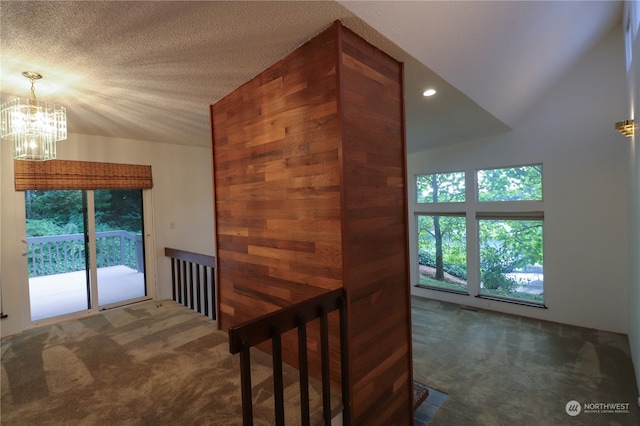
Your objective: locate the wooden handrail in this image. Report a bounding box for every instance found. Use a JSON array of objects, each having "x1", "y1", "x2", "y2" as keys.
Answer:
[
  {"x1": 229, "y1": 288, "x2": 350, "y2": 426},
  {"x1": 164, "y1": 247, "x2": 216, "y2": 268},
  {"x1": 164, "y1": 247, "x2": 216, "y2": 319}
]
